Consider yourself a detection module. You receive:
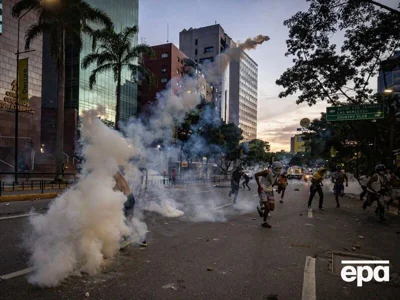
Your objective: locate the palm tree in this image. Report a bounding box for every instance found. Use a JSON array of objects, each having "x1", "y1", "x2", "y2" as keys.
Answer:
[
  {"x1": 81, "y1": 26, "x2": 156, "y2": 129},
  {"x1": 12, "y1": 0, "x2": 112, "y2": 180}
]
